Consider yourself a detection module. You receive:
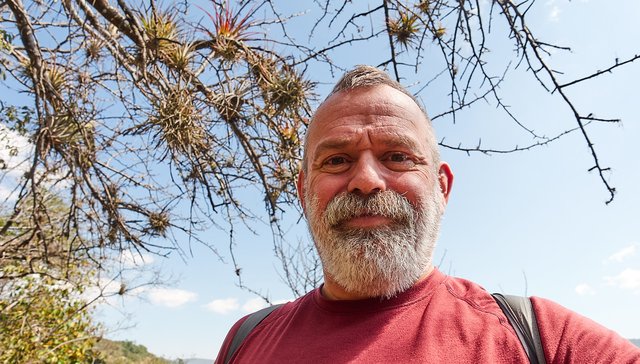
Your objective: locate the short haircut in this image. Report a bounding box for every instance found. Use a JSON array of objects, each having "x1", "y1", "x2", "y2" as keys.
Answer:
[{"x1": 302, "y1": 65, "x2": 440, "y2": 172}]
